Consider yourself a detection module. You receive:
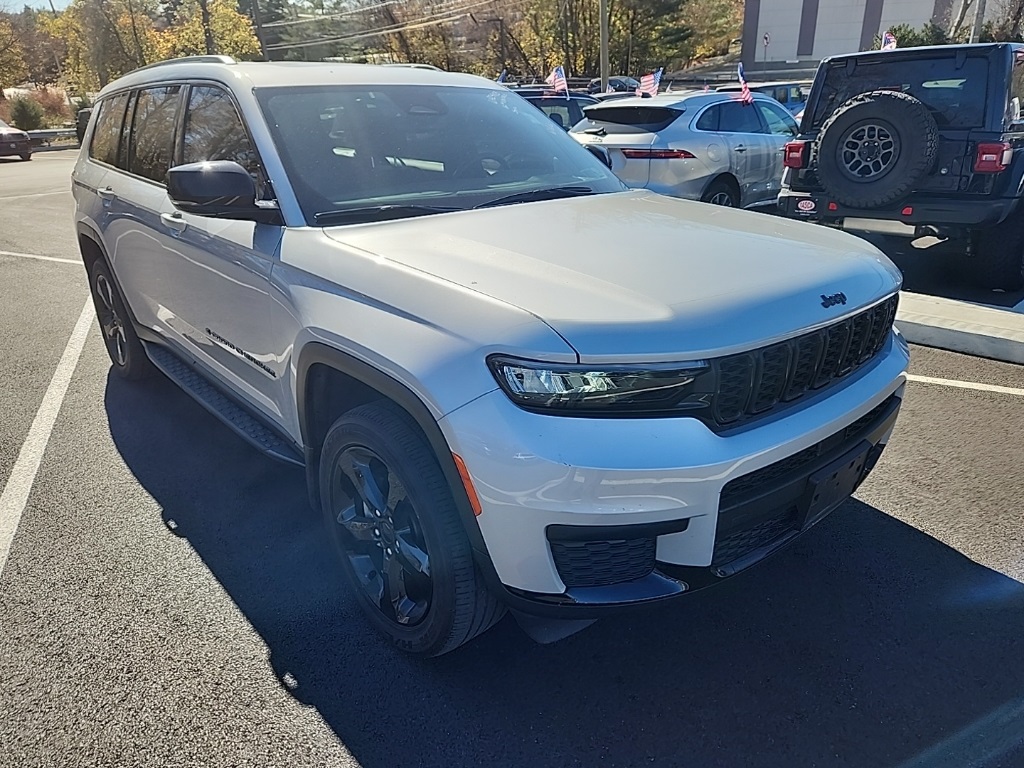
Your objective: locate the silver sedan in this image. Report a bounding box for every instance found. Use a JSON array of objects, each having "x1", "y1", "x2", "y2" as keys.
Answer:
[{"x1": 569, "y1": 91, "x2": 799, "y2": 208}]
